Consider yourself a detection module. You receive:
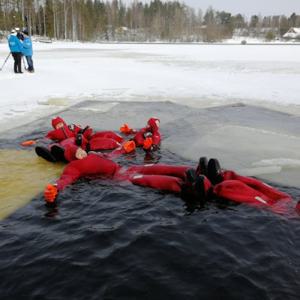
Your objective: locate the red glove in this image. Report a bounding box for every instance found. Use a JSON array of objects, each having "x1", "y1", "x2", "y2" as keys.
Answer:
[
  {"x1": 120, "y1": 123, "x2": 136, "y2": 135},
  {"x1": 143, "y1": 137, "x2": 153, "y2": 151},
  {"x1": 44, "y1": 184, "x2": 58, "y2": 204},
  {"x1": 123, "y1": 140, "x2": 136, "y2": 153},
  {"x1": 21, "y1": 140, "x2": 36, "y2": 146}
]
